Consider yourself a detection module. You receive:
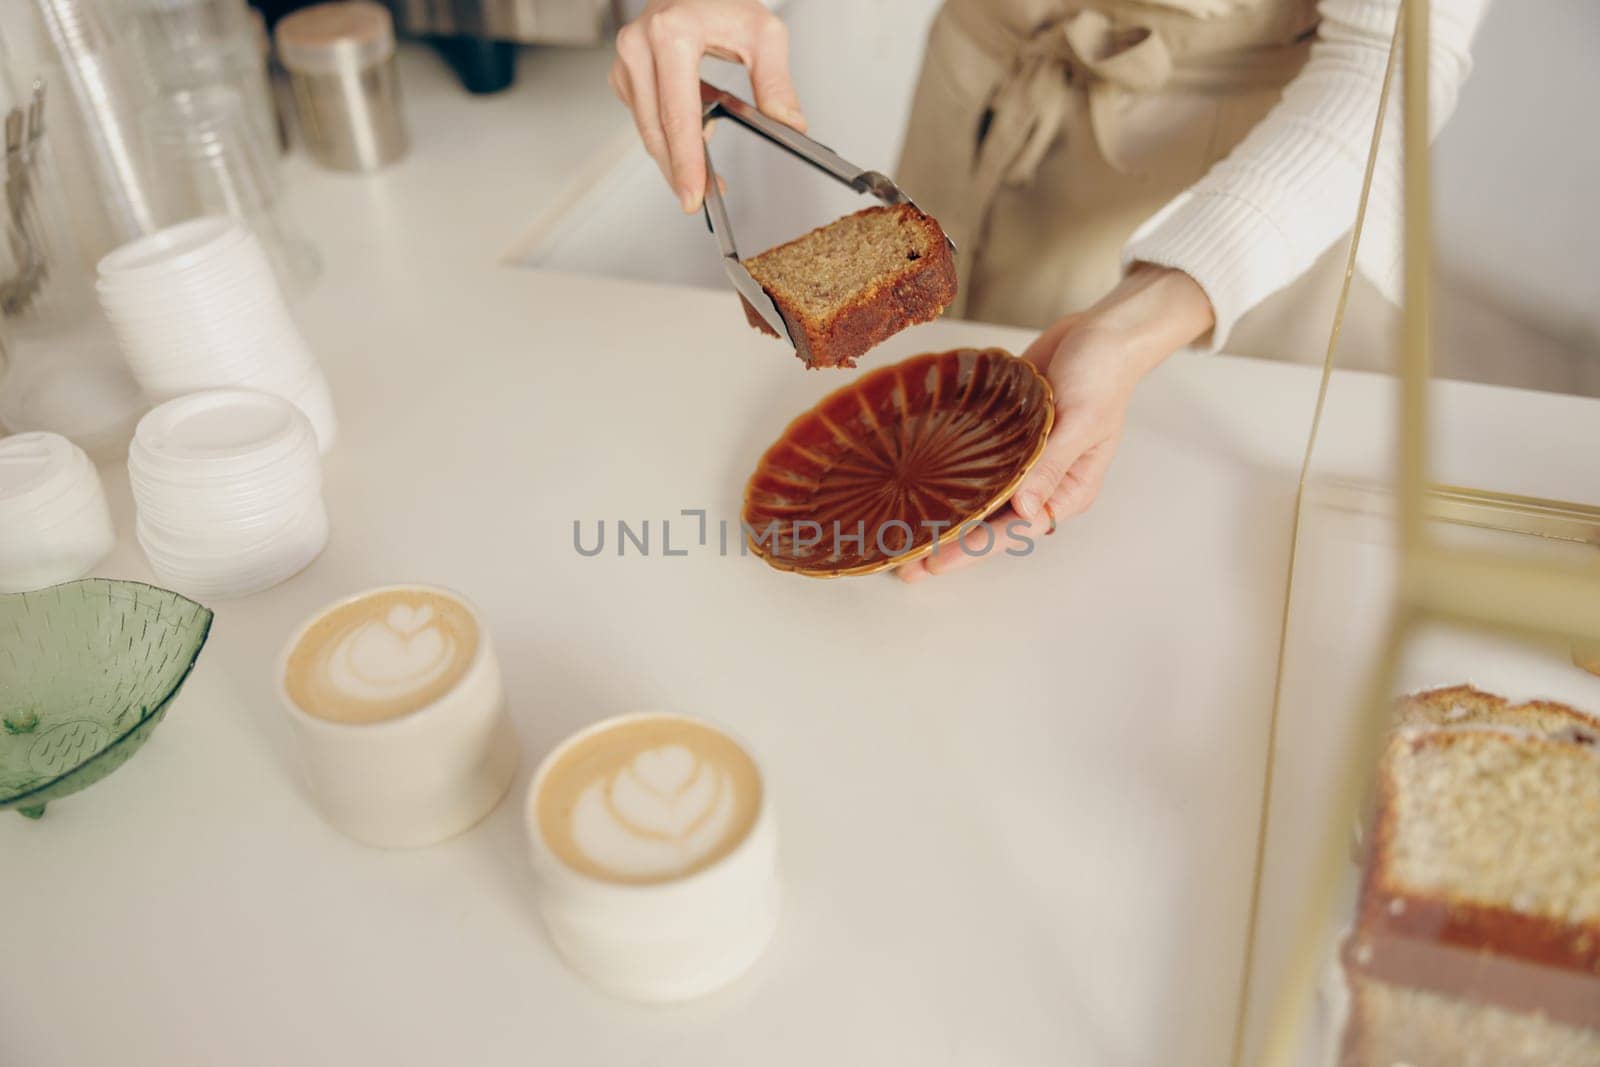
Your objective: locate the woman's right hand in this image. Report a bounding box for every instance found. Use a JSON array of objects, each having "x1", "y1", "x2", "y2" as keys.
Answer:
[{"x1": 610, "y1": 0, "x2": 806, "y2": 213}]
